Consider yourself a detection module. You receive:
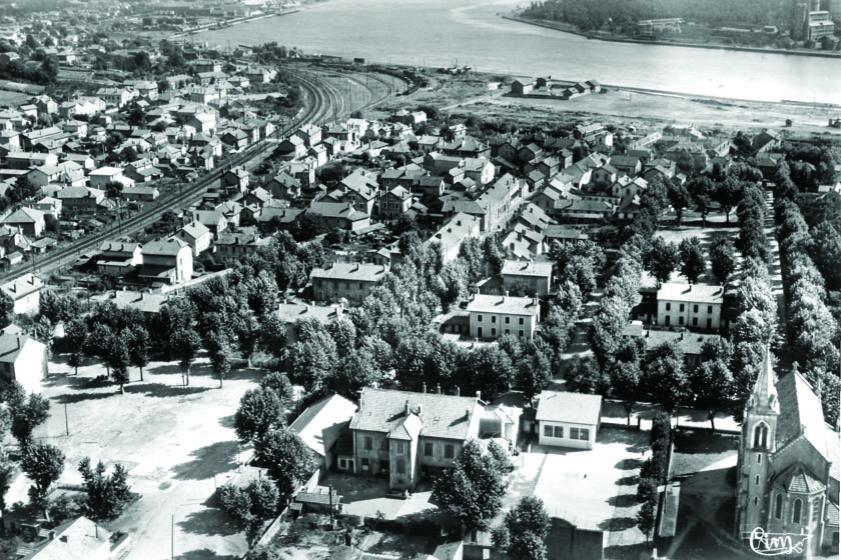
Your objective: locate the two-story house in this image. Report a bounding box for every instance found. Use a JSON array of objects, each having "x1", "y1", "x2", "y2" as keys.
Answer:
[
  {"x1": 139, "y1": 238, "x2": 193, "y2": 284},
  {"x1": 0, "y1": 273, "x2": 43, "y2": 315},
  {"x1": 310, "y1": 262, "x2": 388, "y2": 304},
  {"x1": 500, "y1": 259, "x2": 554, "y2": 297},
  {"x1": 346, "y1": 388, "x2": 483, "y2": 490},
  {"x1": 656, "y1": 282, "x2": 724, "y2": 331},
  {"x1": 466, "y1": 293, "x2": 541, "y2": 340}
]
